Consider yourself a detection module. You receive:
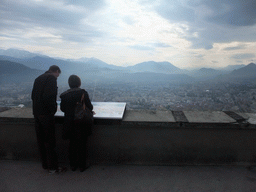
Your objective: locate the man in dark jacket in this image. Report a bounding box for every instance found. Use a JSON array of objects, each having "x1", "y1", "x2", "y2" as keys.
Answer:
[{"x1": 31, "y1": 65, "x2": 65, "y2": 174}]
